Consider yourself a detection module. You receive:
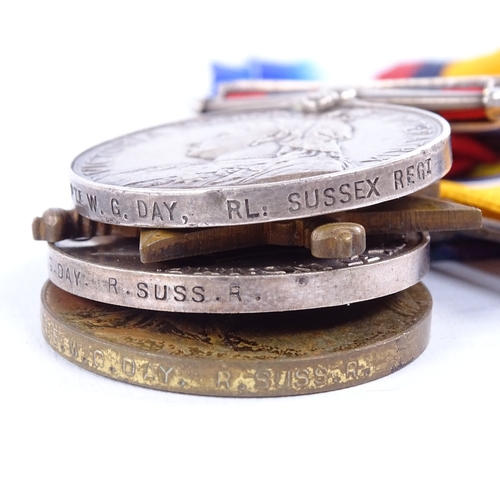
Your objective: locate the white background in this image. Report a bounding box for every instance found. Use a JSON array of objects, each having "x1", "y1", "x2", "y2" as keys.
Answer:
[{"x1": 1, "y1": 2, "x2": 499, "y2": 499}]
